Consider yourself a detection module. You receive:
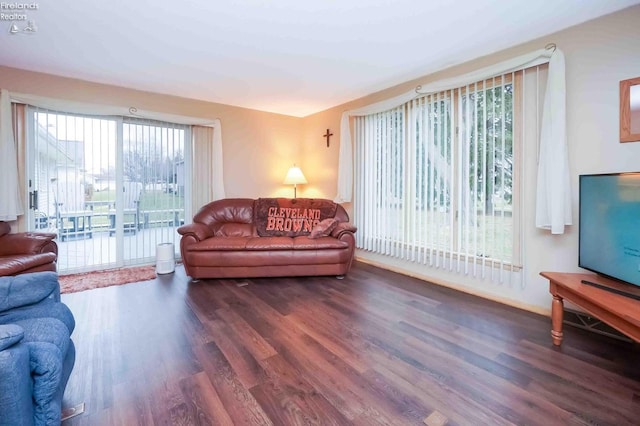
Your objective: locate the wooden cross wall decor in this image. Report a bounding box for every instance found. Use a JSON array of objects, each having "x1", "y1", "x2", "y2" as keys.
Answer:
[{"x1": 323, "y1": 128, "x2": 333, "y2": 147}]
